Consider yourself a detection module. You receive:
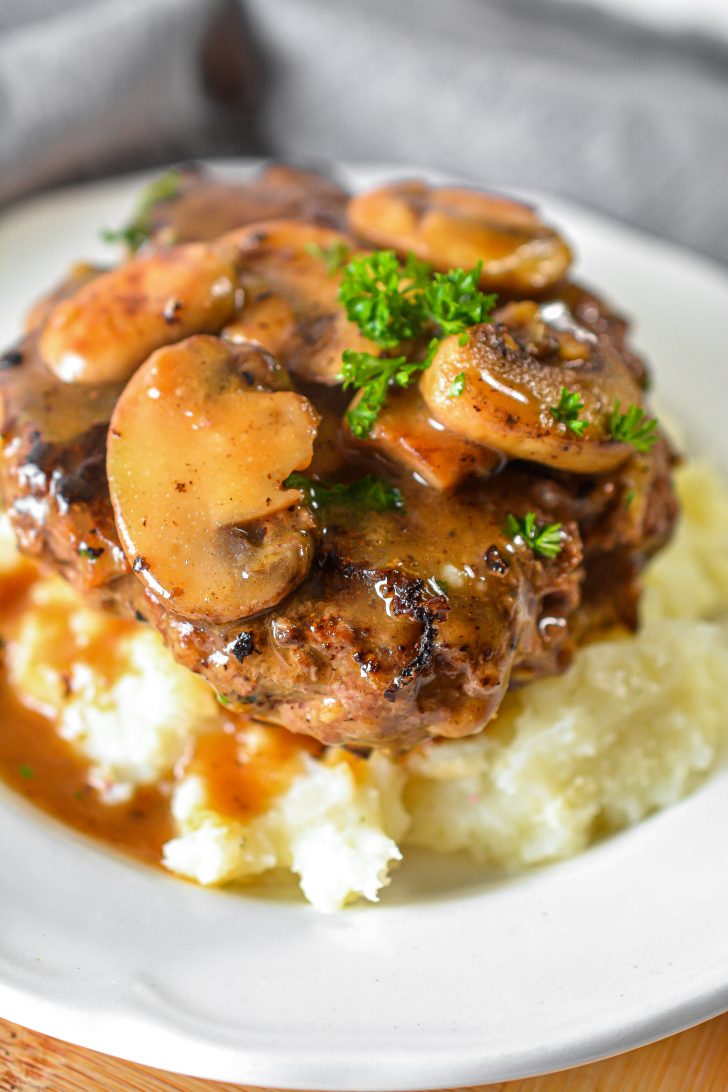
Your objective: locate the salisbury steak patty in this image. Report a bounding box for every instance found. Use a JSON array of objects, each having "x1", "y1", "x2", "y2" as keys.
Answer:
[
  {"x1": 0, "y1": 167, "x2": 678, "y2": 750},
  {"x1": 0, "y1": 333, "x2": 675, "y2": 749}
]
